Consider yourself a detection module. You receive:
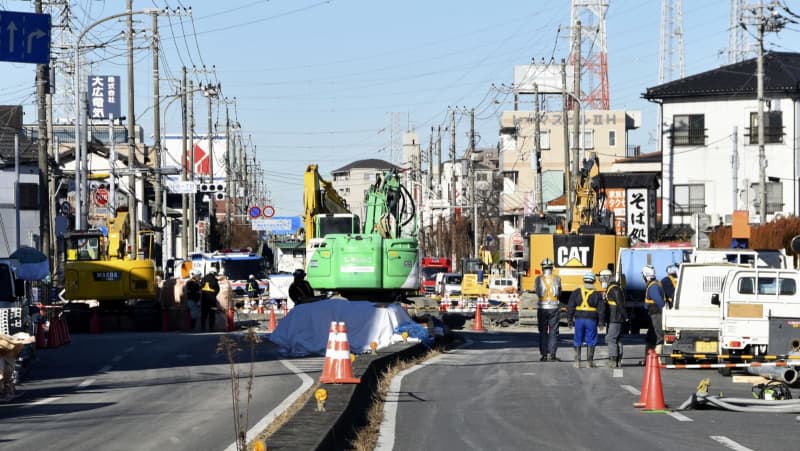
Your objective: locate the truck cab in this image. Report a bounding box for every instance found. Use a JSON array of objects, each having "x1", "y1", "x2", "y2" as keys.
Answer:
[
  {"x1": 712, "y1": 267, "x2": 800, "y2": 360},
  {"x1": 435, "y1": 272, "x2": 462, "y2": 299},
  {"x1": 662, "y1": 262, "x2": 743, "y2": 360}
]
